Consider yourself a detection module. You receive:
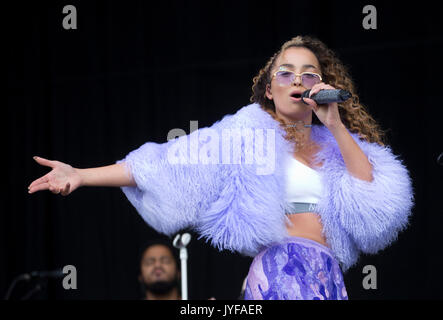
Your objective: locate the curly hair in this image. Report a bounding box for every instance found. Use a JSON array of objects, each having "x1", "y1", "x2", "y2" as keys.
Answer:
[{"x1": 250, "y1": 35, "x2": 387, "y2": 152}]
